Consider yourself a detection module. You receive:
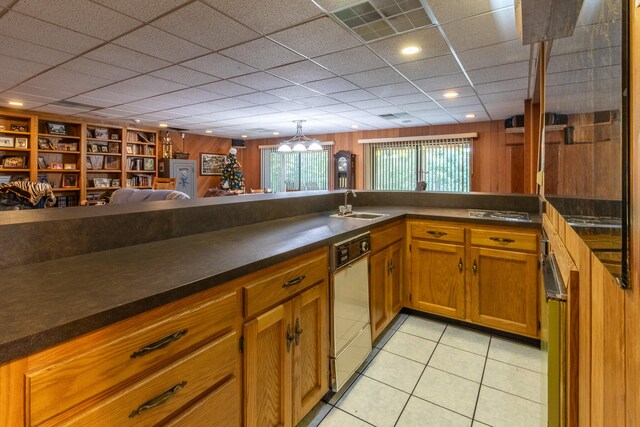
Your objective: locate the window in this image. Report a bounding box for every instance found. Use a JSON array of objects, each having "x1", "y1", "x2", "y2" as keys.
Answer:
[
  {"x1": 363, "y1": 136, "x2": 472, "y2": 192},
  {"x1": 260, "y1": 145, "x2": 332, "y2": 192}
]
